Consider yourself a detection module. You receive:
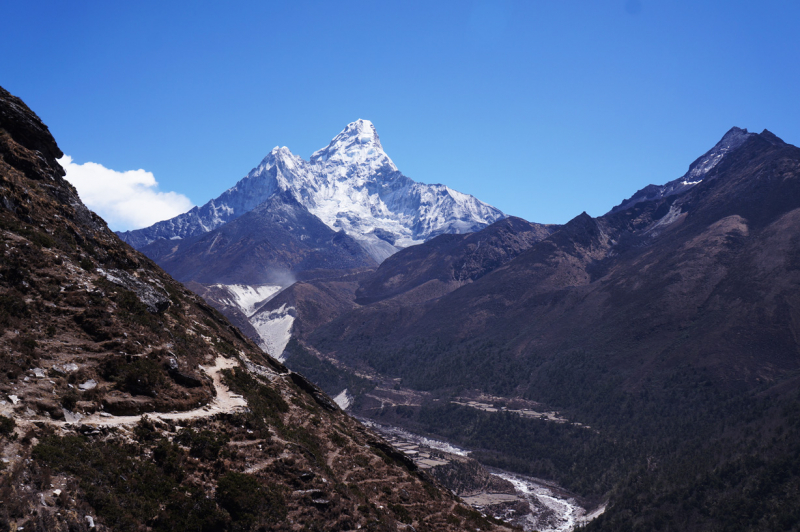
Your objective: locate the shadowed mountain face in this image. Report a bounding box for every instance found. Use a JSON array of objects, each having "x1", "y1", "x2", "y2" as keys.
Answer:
[
  {"x1": 0, "y1": 86, "x2": 506, "y2": 532},
  {"x1": 239, "y1": 215, "x2": 557, "y2": 361},
  {"x1": 354, "y1": 216, "x2": 558, "y2": 305},
  {"x1": 610, "y1": 126, "x2": 755, "y2": 213},
  {"x1": 140, "y1": 191, "x2": 377, "y2": 285}
]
